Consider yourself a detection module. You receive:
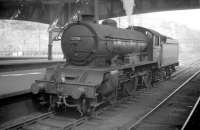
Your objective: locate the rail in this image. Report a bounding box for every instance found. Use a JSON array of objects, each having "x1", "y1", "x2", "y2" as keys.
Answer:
[
  {"x1": 0, "y1": 112, "x2": 54, "y2": 130},
  {"x1": 171, "y1": 58, "x2": 200, "y2": 79},
  {"x1": 181, "y1": 95, "x2": 200, "y2": 130},
  {"x1": 127, "y1": 69, "x2": 200, "y2": 130},
  {"x1": 0, "y1": 111, "x2": 87, "y2": 130}
]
